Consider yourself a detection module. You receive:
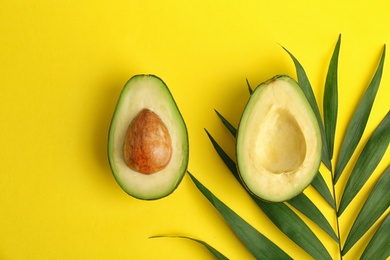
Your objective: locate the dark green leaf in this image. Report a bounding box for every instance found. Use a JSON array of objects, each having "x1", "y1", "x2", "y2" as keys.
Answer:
[
  {"x1": 311, "y1": 171, "x2": 336, "y2": 209},
  {"x1": 360, "y1": 213, "x2": 390, "y2": 260},
  {"x1": 342, "y1": 166, "x2": 390, "y2": 255},
  {"x1": 188, "y1": 172, "x2": 292, "y2": 260},
  {"x1": 204, "y1": 129, "x2": 239, "y2": 179},
  {"x1": 246, "y1": 78, "x2": 253, "y2": 95},
  {"x1": 334, "y1": 45, "x2": 386, "y2": 183},
  {"x1": 283, "y1": 46, "x2": 332, "y2": 171},
  {"x1": 288, "y1": 193, "x2": 338, "y2": 242},
  {"x1": 214, "y1": 110, "x2": 237, "y2": 137},
  {"x1": 205, "y1": 130, "x2": 332, "y2": 260},
  {"x1": 255, "y1": 200, "x2": 332, "y2": 260},
  {"x1": 150, "y1": 236, "x2": 229, "y2": 260},
  {"x1": 324, "y1": 34, "x2": 341, "y2": 159},
  {"x1": 338, "y1": 111, "x2": 390, "y2": 216}
]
